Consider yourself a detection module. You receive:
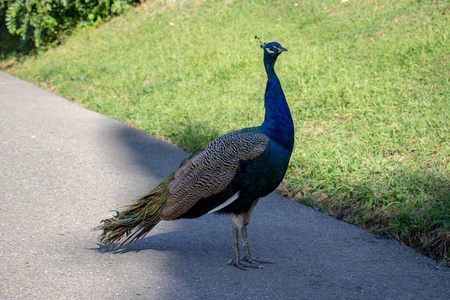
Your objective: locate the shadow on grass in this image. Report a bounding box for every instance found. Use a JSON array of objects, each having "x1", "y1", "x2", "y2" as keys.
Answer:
[
  {"x1": 295, "y1": 170, "x2": 450, "y2": 264},
  {"x1": 90, "y1": 118, "x2": 450, "y2": 298},
  {"x1": 110, "y1": 118, "x2": 450, "y2": 265},
  {"x1": 165, "y1": 119, "x2": 222, "y2": 153}
]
